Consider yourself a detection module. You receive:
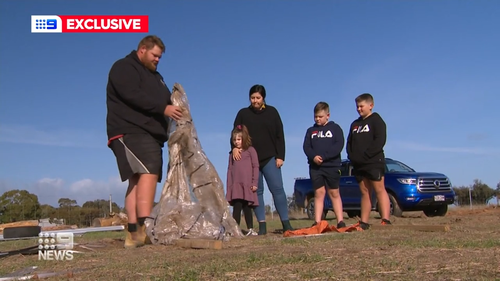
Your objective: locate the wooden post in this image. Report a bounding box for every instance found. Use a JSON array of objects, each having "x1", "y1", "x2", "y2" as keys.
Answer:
[
  {"x1": 174, "y1": 239, "x2": 223, "y2": 250},
  {"x1": 369, "y1": 224, "x2": 450, "y2": 232},
  {"x1": 0, "y1": 220, "x2": 39, "y2": 233}
]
